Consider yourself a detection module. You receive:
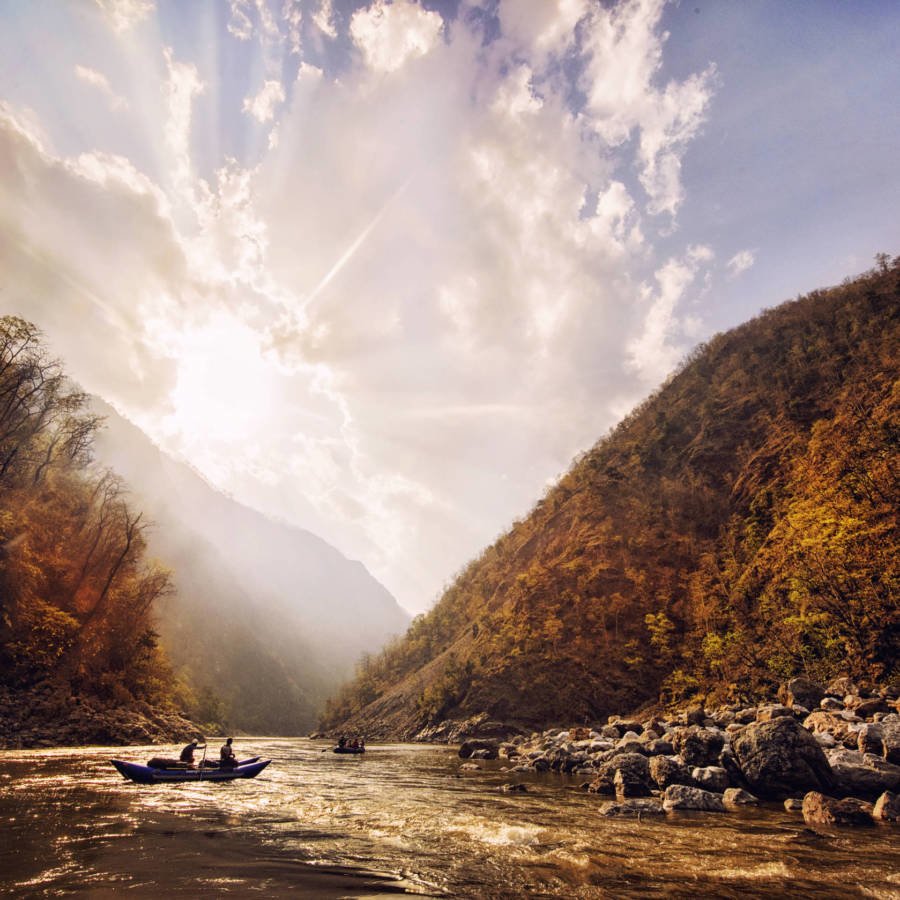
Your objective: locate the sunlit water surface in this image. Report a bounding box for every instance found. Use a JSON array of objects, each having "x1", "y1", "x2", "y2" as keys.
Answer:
[{"x1": 1, "y1": 739, "x2": 898, "y2": 897}]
